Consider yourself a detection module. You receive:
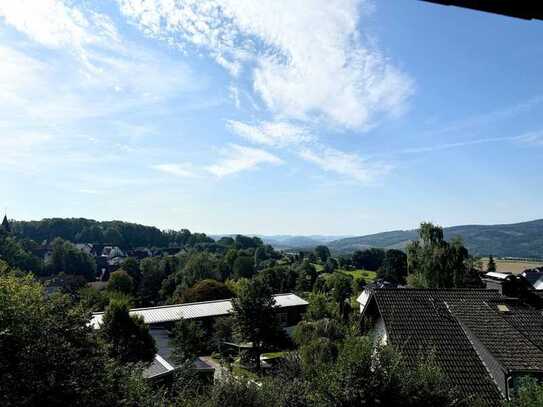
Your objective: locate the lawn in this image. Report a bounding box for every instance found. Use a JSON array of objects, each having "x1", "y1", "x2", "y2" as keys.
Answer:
[
  {"x1": 311, "y1": 263, "x2": 377, "y2": 284},
  {"x1": 341, "y1": 269, "x2": 377, "y2": 284}
]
